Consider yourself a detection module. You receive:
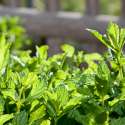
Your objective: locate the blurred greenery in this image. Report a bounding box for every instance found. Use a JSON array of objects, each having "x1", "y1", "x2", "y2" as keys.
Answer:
[
  {"x1": 0, "y1": 16, "x2": 32, "y2": 50},
  {"x1": 61, "y1": 0, "x2": 85, "y2": 12},
  {"x1": 32, "y1": 0, "x2": 121, "y2": 16},
  {"x1": 100, "y1": 0, "x2": 121, "y2": 15}
]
